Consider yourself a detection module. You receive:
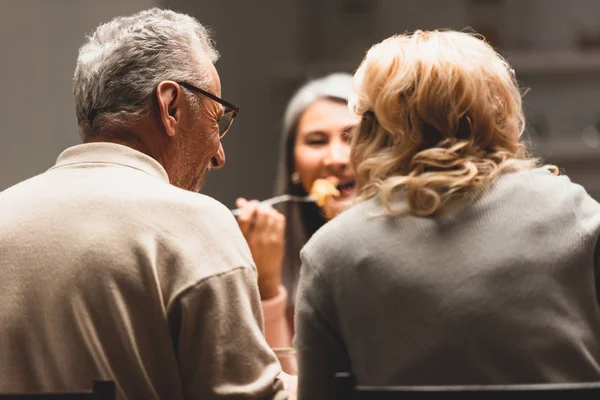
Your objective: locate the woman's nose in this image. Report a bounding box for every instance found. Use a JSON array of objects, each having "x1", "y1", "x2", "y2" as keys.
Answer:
[{"x1": 323, "y1": 141, "x2": 350, "y2": 171}]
